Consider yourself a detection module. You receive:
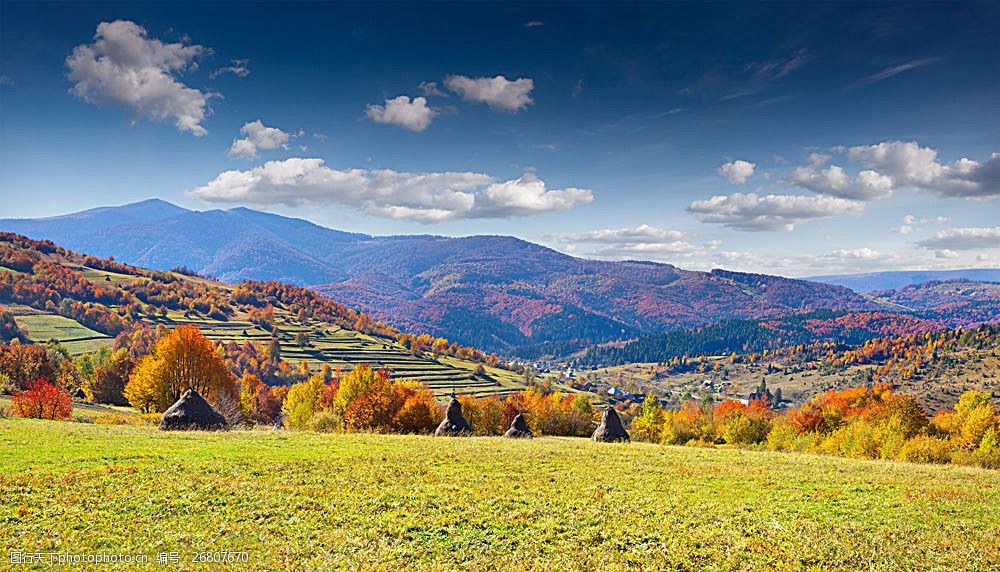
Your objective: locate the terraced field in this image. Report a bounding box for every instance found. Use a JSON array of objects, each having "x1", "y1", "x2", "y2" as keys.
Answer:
[
  {"x1": 153, "y1": 310, "x2": 526, "y2": 398},
  {"x1": 3, "y1": 261, "x2": 530, "y2": 399},
  {"x1": 6, "y1": 304, "x2": 113, "y2": 355}
]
